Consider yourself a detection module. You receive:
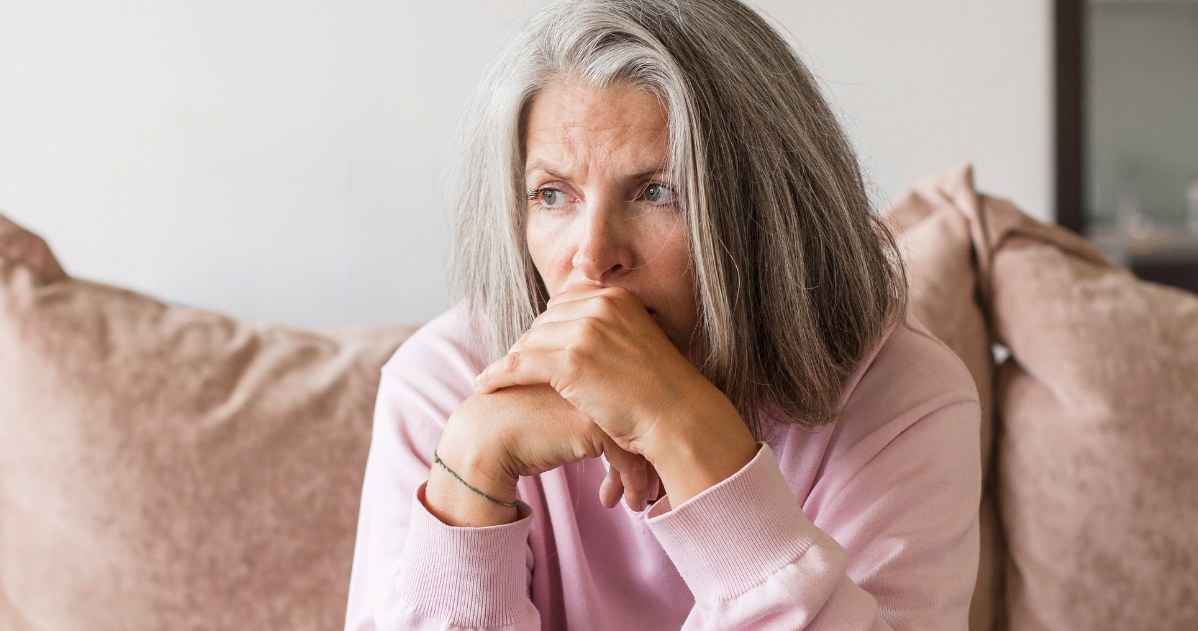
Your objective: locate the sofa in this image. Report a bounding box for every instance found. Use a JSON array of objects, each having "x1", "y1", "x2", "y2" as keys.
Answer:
[{"x1": 1, "y1": 165, "x2": 1195, "y2": 630}]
